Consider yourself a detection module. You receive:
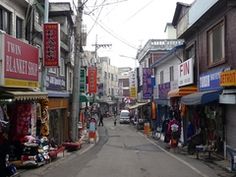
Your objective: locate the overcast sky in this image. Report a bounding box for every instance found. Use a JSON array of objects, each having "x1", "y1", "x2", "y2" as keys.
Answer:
[{"x1": 50, "y1": 0, "x2": 195, "y2": 68}]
